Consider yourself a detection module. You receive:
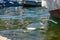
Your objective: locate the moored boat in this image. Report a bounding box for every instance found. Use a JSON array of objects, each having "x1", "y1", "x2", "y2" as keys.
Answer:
[
  {"x1": 22, "y1": 0, "x2": 42, "y2": 7},
  {"x1": 46, "y1": 0, "x2": 60, "y2": 18},
  {"x1": 0, "y1": 0, "x2": 22, "y2": 8}
]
